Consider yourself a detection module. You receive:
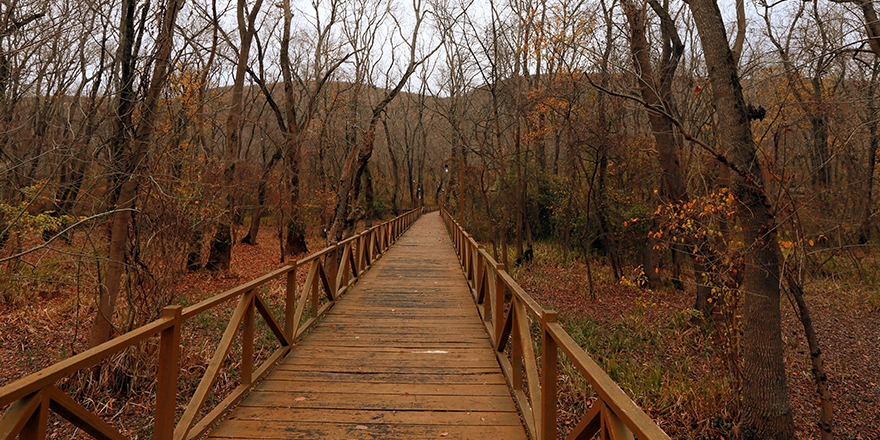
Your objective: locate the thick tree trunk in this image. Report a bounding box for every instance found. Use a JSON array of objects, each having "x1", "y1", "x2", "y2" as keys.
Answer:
[
  {"x1": 687, "y1": 0, "x2": 795, "y2": 437},
  {"x1": 862, "y1": 123, "x2": 878, "y2": 244},
  {"x1": 854, "y1": 0, "x2": 880, "y2": 58},
  {"x1": 329, "y1": 127, "x2": 376, "y2": 241},
  {"x1": 515, "y1": 123, "x2": 524, "y2": 261}
]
